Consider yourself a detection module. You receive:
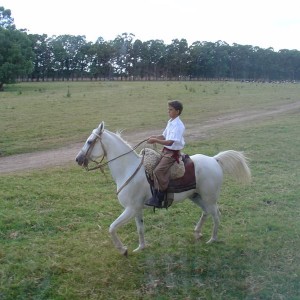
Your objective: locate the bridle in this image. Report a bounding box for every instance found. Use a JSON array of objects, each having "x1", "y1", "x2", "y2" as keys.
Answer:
[
  {"x1": 83, "y1": 129, "x2": 148, "y2": 194},
  {"x1": 83, "y1": 130, "x2": 107, "y2": 172}
]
